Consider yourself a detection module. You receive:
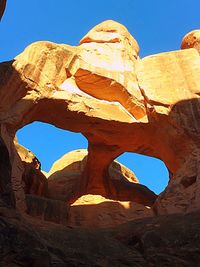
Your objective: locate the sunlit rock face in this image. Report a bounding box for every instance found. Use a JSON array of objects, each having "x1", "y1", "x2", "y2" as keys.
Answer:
[
  {"x1": 68, "y1": 194, "x2": 153, "y2": 228},
  {"x1": 70, "y1": 20, "x2": 146, "y2": 120},
  {"x1": 0, "y1": 20, "x2": 200, "y2": 221}
]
